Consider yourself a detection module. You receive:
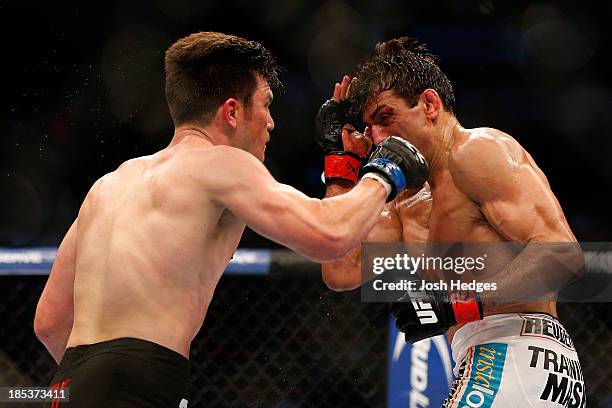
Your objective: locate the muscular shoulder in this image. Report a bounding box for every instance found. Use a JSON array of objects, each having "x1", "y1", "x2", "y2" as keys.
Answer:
[
  {"x1": 89, "y1": 154, "x2": 156, "y2": 192},
  {"x1": 176, "y1": 145, "x2": 270, "y2": 193},
  {"x1": 450, "y1": 127, "x2": 524, "y2": 164},
  {"x1": 196, "y1": 145, "x2": 264, "y2": 178},
  {"x1": 177, "y1": 144, "x2": 256, "y2": 169},
  {"x1": 449, "y1": 127, "x2": 527, "y2": 202}
]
